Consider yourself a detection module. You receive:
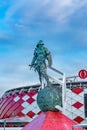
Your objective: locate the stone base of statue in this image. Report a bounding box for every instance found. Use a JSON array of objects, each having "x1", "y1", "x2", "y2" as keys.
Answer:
[{"x1": 21, "y1": 111, "x2": 80, "y2": 130}]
